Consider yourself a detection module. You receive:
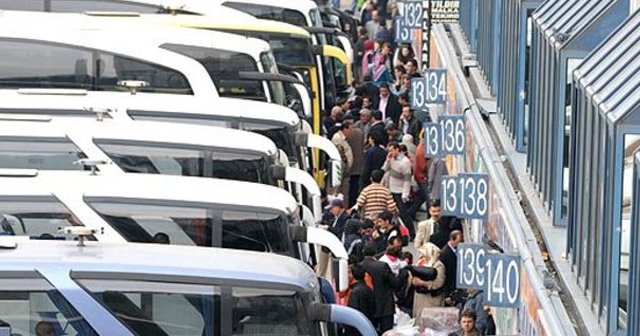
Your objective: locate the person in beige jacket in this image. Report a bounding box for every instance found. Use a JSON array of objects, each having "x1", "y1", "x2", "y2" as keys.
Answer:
[{"x1": 412, "y1": 242, "x2": 446, "y2": 319}]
